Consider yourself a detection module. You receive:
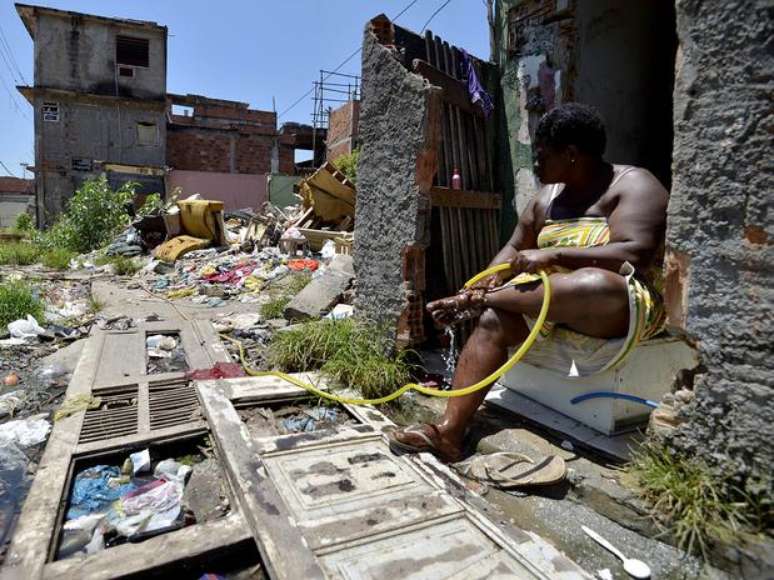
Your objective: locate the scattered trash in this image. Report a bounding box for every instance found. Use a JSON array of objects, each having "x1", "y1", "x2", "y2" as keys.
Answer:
[
  {"x1": 3, "y1": 372, "x2": 19, "y2": 387},
  {"x1": 146, "y1": 334, "x2": 187, "y2": 374},
  {"x1": 187, "y1": 362, "x2": 245, "y2": 380},
  {"x1": 0, "y1": 416, "x2": 51, "y2": 447},
  {"x1": 0, "y1": 391, "x2": 24, "y2": 418},
  {"x1": 54, "y1": 395, "x2": 102, "y2": 422},
  {"x1": 324, "y1": 304, "x2": 354, "y2": 320},
  {"x1": 597, "y1": 569, "x2": 614, "y2": 580},
  {"x1": 129, "y1": 449, "x2": 151, "y2": 475},
  {"x1": 581, "y1": 525, "x2": 652, "y2": 579},
  {"x1": 282, "y1": 407, "x2": 339, "y2": 433},
  {"x1": 7, "y1": 315, "x2": 46, "y2": 341}
]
